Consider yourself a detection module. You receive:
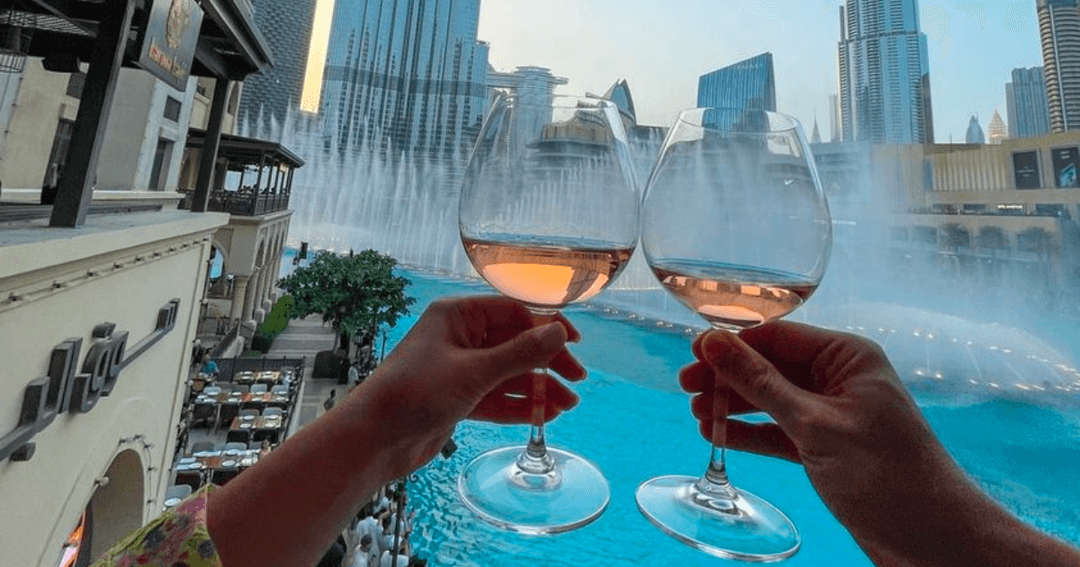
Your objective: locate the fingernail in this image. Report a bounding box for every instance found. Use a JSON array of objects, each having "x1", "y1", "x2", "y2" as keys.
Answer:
[
  {"x1": 701, "y1": 331, "x2": 737, "y2": 361},
  {"x1": 536, "y1": 321, "x2": 567, "y2": 348}
]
